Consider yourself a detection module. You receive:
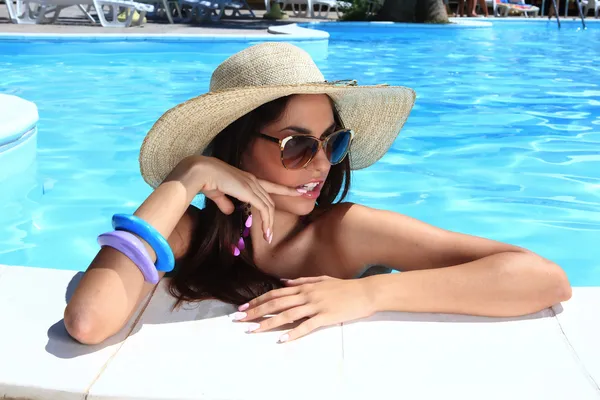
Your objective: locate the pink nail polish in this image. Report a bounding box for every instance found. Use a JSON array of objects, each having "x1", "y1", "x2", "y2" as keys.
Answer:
[
  {"x1": 269, "y1": 232, "x2": 273, "y2": 244},
  {"x1": 238, "y1": 303, "x2": 249, "y2": 311},
  {"x1": 266, "y1": 228, "x2": 271, "y2": 238},
  {"x1": 296, "y1": 188, "x2": 308, "y2": 194},
  {"x1": 246, "y1": 323, "x2": 260, "y2": 333},
  {"x1": 231, "y1": 312, "x2": 247, "y2": 321},
  {"x1": 278, "y1": 334, "x2": 289, "y2": 343}
]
